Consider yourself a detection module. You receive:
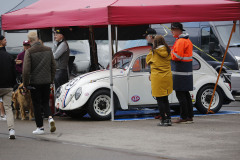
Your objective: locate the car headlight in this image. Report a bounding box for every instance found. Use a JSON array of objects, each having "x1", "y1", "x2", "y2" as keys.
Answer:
[
  {"x1": 75, "y1": 87, "x2": 82, "y2": 100},
  {"x1": 56, "y1": 86, "x2": 62, "y2": 99},
  {"x1": 235, "y1": 56, "x2": 240, "y2": 69}
]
